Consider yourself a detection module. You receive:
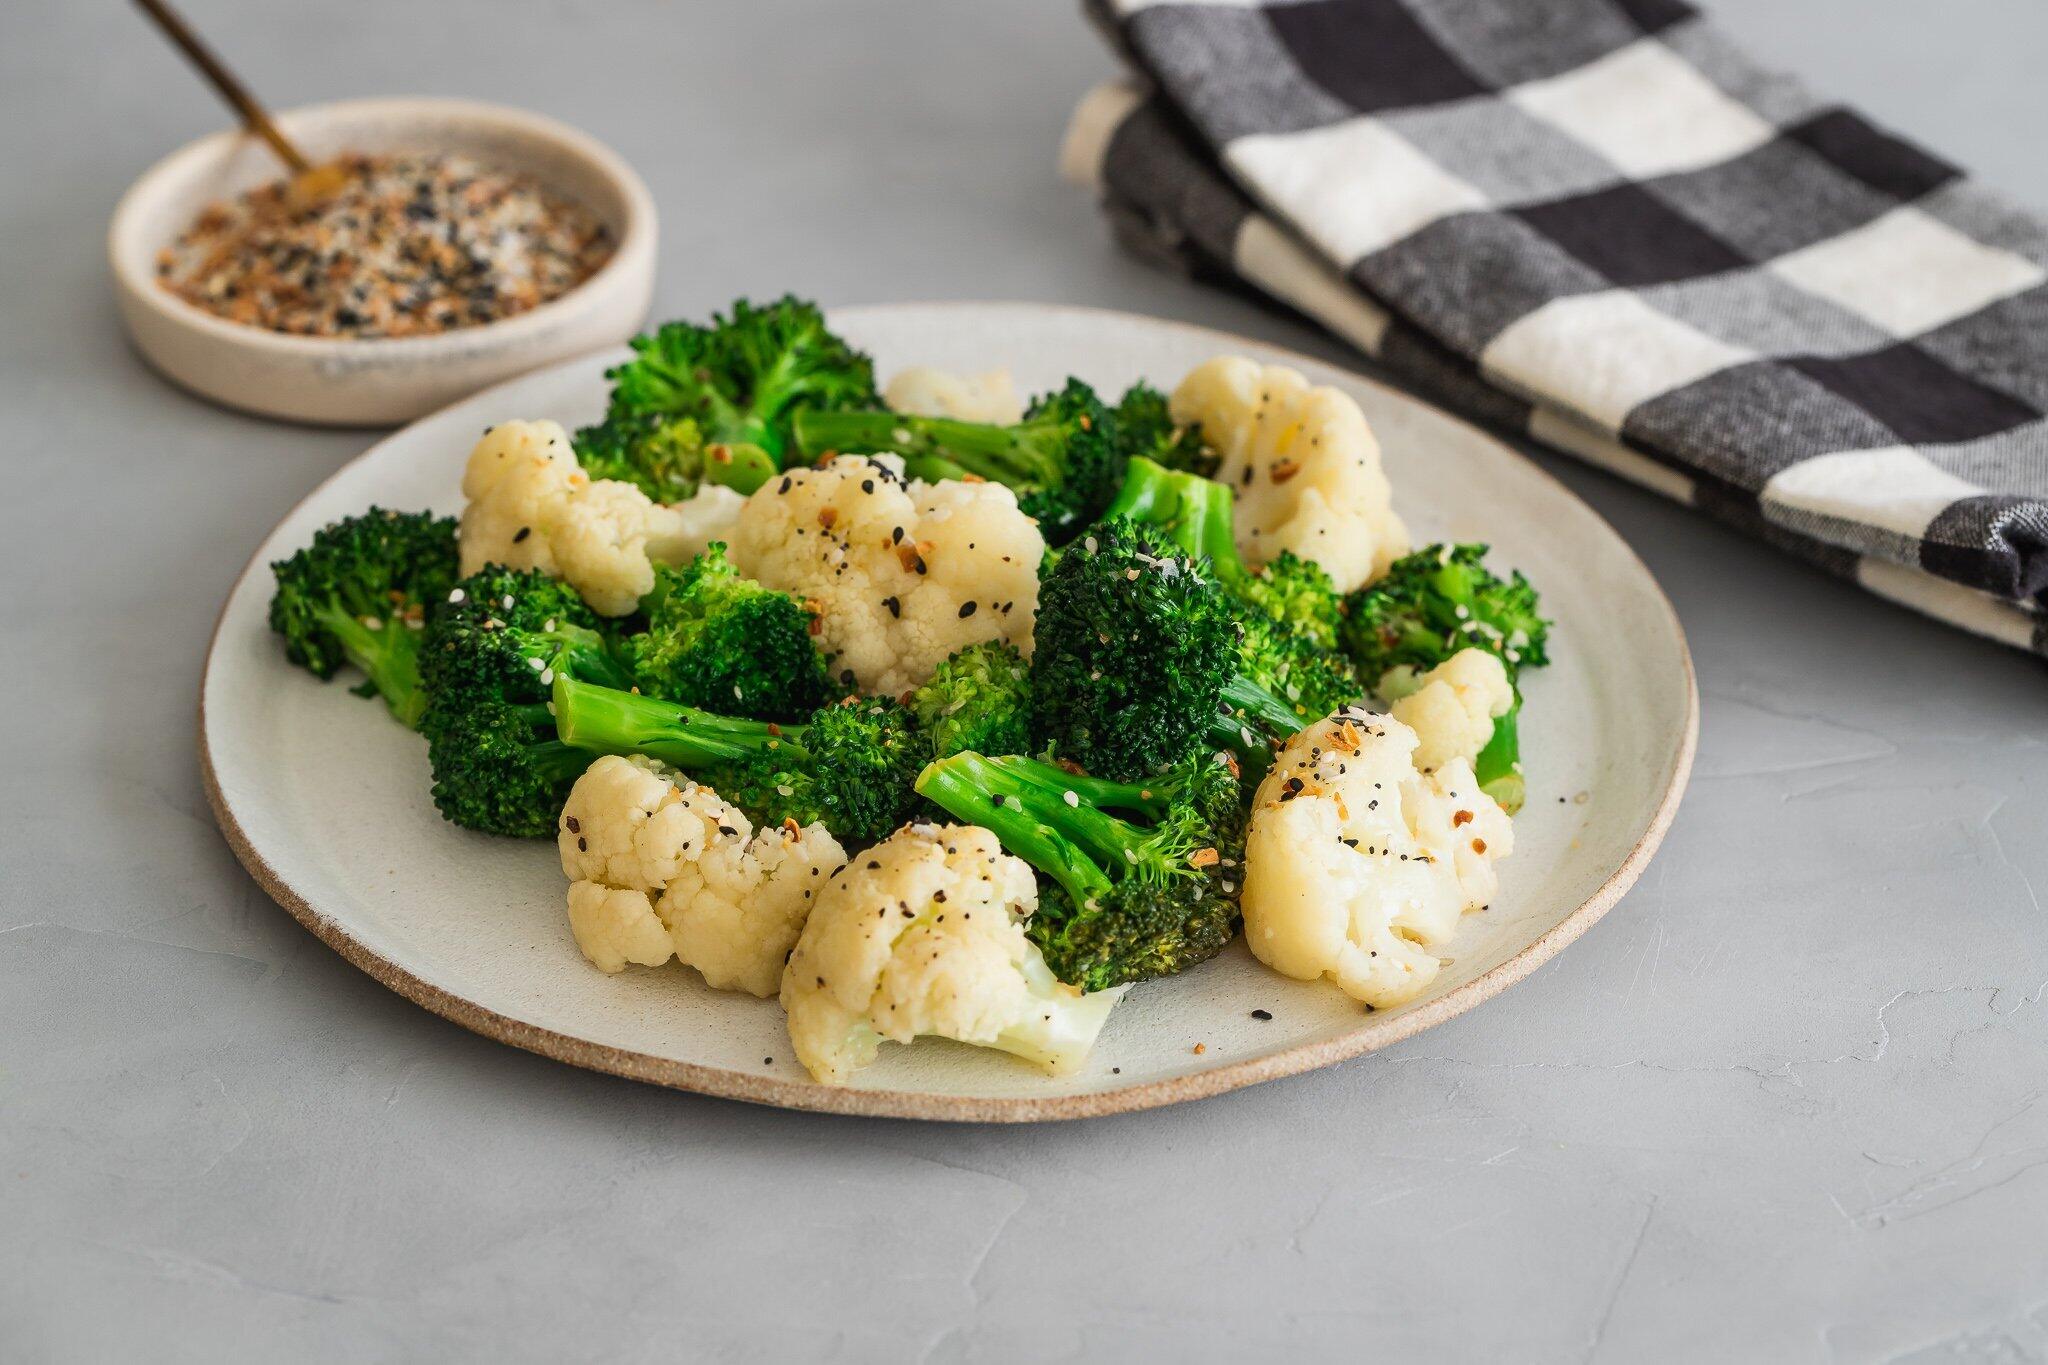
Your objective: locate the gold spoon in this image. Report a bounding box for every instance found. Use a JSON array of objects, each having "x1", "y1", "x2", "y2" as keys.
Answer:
[{"x1": 132, "y1": 0, "x2": 350, "y2": 205}]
